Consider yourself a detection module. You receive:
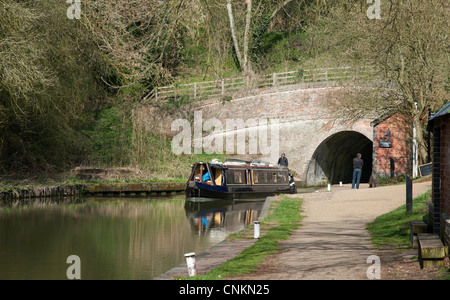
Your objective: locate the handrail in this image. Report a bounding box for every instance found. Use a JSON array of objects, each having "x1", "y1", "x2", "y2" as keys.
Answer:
[{"x1": 143, "y1": 65, "x2": 376, "y2": 104}]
